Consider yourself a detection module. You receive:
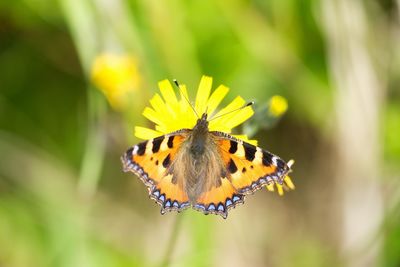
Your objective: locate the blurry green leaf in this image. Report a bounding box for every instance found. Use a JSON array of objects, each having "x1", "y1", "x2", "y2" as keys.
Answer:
[{"x1": 384, "y1": 102, "x2": 400, "y2": 163}]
